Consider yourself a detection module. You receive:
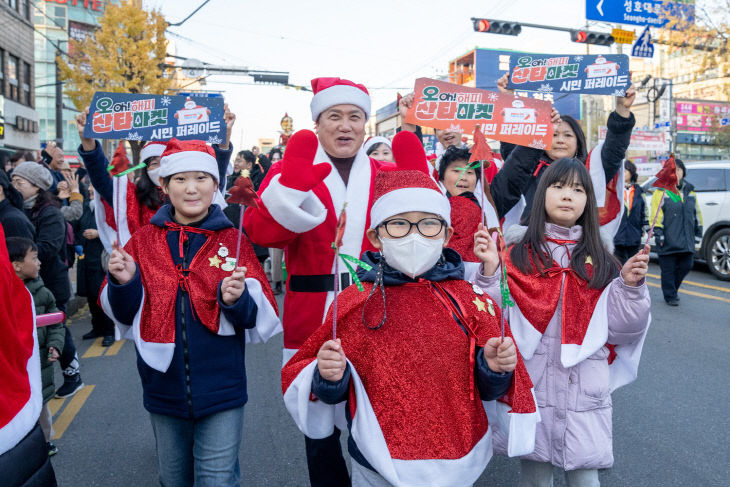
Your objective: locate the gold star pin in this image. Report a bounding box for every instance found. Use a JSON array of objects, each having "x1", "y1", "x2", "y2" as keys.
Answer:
[
  {"x1": 586, "y1": 255, "x2": 593, "y2": 265},
  {"x1": 209, "y1": 255, "x2": 222, "y2": 268},
  {"x1": 473, "y1": 297, "x2": 487, "y2": 312}
]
